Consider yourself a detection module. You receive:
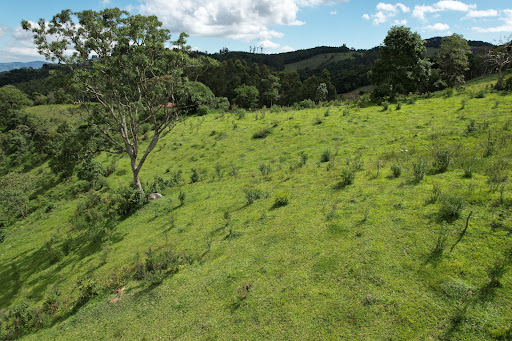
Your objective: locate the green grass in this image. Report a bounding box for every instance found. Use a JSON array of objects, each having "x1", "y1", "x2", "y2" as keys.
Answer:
[
  {"x1": 284, "y1": 52, "x2": 360, "y2": 71},
  {"x1": 1, "y1": 75, "x2": 512, "y2": 340}
]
